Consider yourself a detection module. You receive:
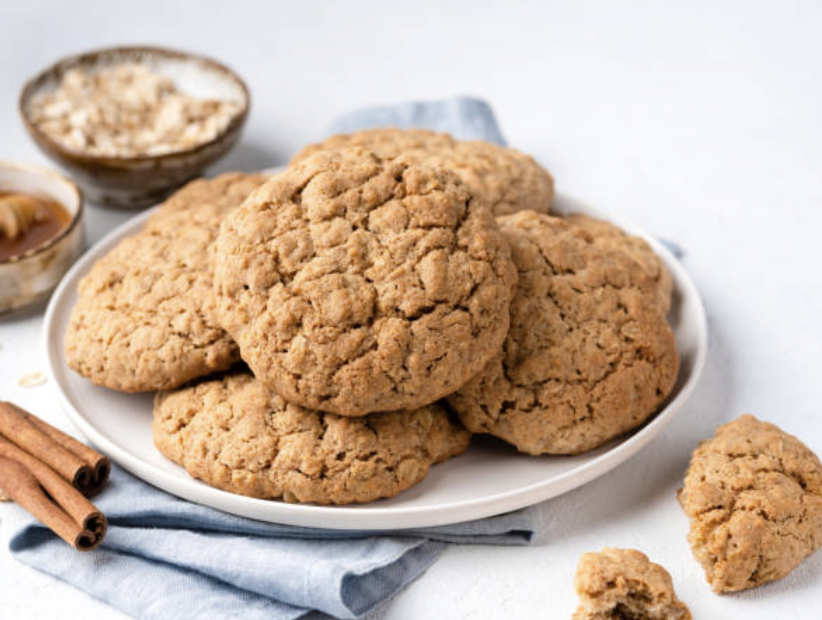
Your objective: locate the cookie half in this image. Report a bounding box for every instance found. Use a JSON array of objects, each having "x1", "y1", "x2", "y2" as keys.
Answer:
[
  {"x1": 573, "y1": 548, "x2": 692, "y2": 620},
  {"x1": 678, "y1": 414, "x2": 822, "y2": 592},
  {"x1": 448, "y1": 211, "x2": 678, "y2": 455},
  {"x1": 214, "y1": 147, "x2": 518, "y2": 416},
  {"x1": 64, "y1": 173, "x2": 268, "y2": 392},
  {"x1": 153, "y1": 372, "x2": 471, "y2": 505},
  {"x1": 292, "y1": 128, "x2": 554, "y2": 216}
]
